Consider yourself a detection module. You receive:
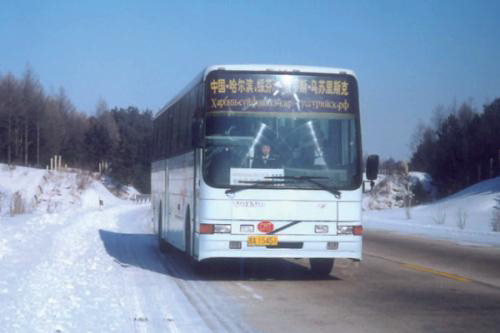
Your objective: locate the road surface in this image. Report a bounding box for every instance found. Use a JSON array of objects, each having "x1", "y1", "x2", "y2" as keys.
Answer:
[{"x1": 154, "y1": 229, "x2": 500, "y2": 333}]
